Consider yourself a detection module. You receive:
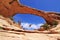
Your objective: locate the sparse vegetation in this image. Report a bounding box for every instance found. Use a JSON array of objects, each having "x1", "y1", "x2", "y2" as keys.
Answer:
[
  {"x1": 52, "y1": 21, "x2": 58, "y2": 27},
  {"x1": 40, "y1": 23, "x2": 51, "y2": 30},
  {"x1": 39, "y1": 21, "x2": 58, "y2": 30},
  {"x1": 0, "y1": 26, "x2": 3, "y2": 29},
  {"x1": 52, "y1": 21, "x2": 58, "y2": 25}
]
